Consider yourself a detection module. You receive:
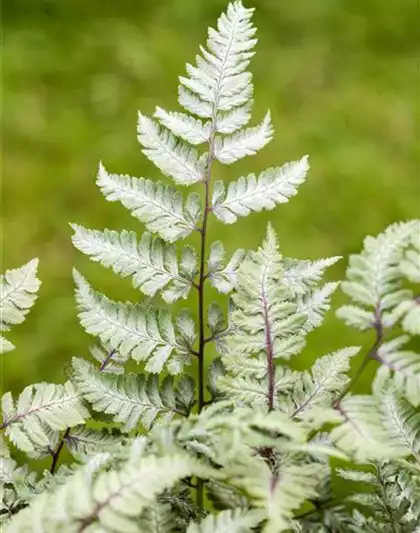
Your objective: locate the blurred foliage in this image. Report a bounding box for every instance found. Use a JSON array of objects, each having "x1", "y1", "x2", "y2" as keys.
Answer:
[{"x1": 2, "y1": 0, "x2": 419, "y2": 395}]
